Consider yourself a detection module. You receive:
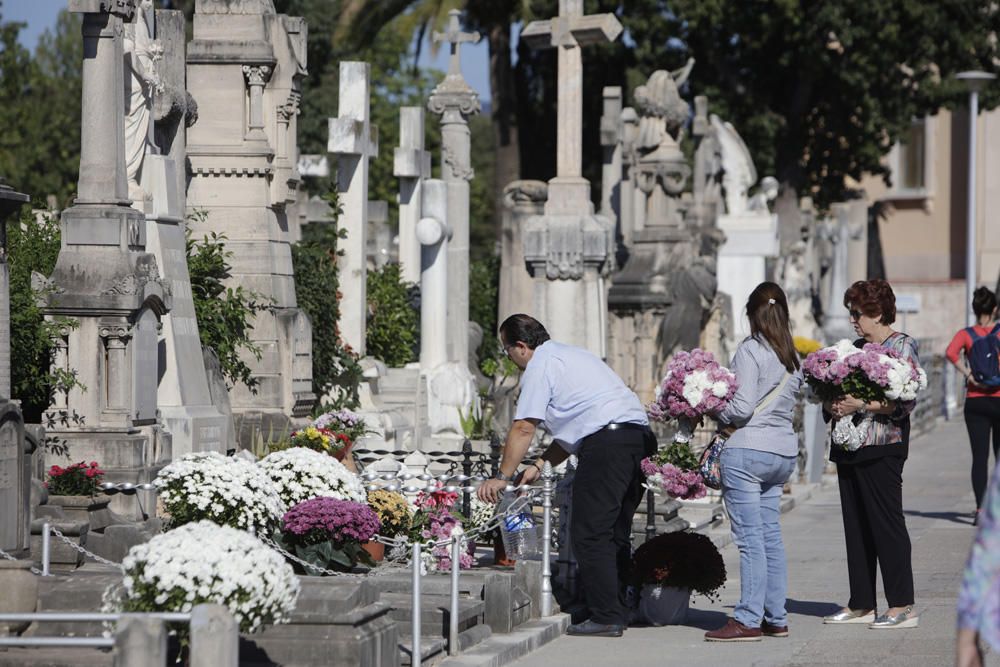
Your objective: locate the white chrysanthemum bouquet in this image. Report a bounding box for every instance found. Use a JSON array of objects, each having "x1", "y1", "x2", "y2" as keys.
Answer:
[
  {"x1": 154, "y1": 452, "x2": 285, "y2": 533},
  {"x1": 115, "y1": 521, "x2": 299, "y2": 634},
  {"x1": 258, "y1": 447, "x2": 366, "y2": 507}
]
